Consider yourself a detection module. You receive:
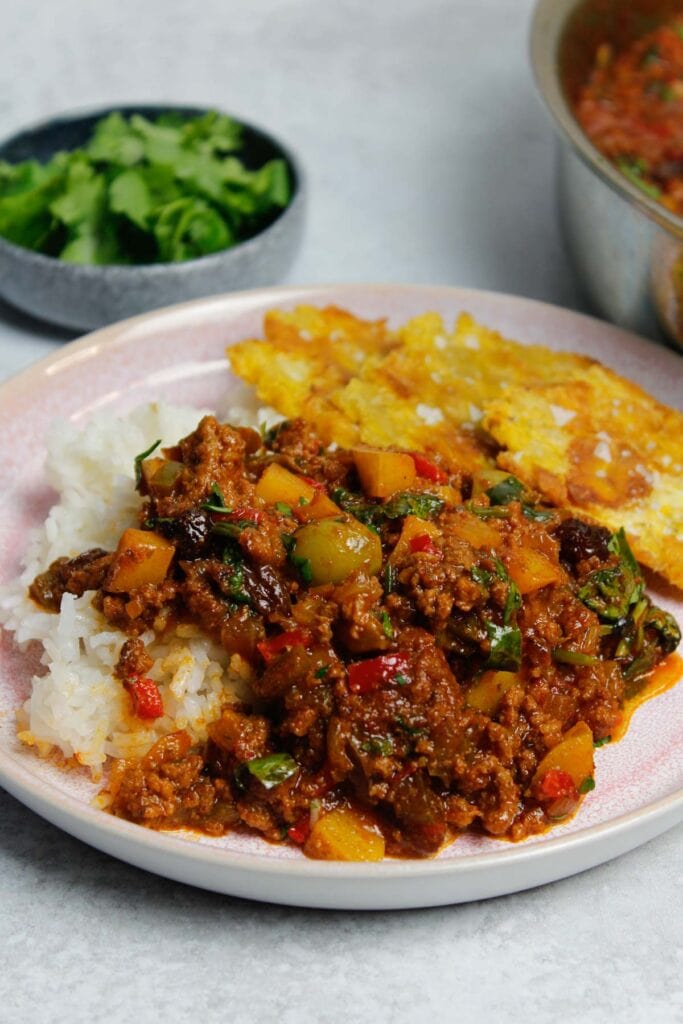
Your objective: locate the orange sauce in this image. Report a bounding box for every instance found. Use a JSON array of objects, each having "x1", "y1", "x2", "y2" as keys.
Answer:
[{"x1": 612, "y1": 652, "x2": 683, "y2": 742}]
